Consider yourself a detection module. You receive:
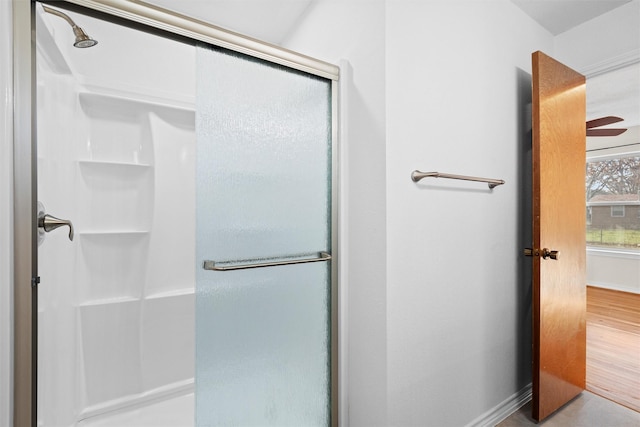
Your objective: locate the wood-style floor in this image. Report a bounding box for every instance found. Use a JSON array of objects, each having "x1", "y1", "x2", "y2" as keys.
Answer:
[
  {"x1": 586, "y1": 286, "x2": 640, "y2": 413},
  {"x1": 497, "y1": 391, "x2": 640, "y2": 426}
]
